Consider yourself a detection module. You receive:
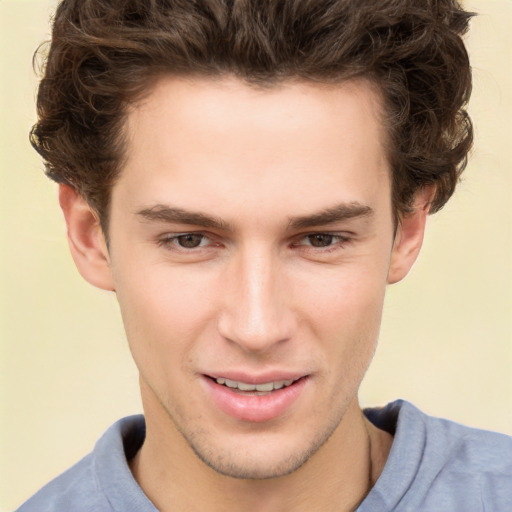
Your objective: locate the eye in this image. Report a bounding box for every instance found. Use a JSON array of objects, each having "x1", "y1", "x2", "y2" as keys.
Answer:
[
  {"x1": 305, "y1": 234, "x2": 336, "y2": 248},
  {"x1": 158, "y1": 233, "x2": 210, "y2": 250},
  {"x1": 292, "y1": 232, "x2": 352, "y2": 254},
  {"x1": 175, "y1": 233, "x2": 206, "y2": 249}
]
